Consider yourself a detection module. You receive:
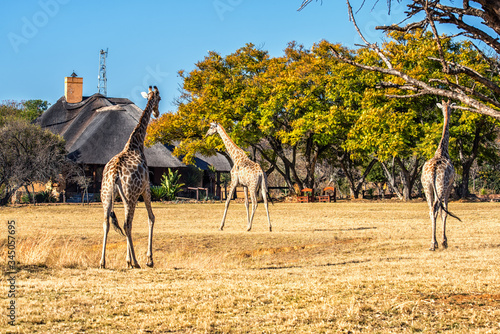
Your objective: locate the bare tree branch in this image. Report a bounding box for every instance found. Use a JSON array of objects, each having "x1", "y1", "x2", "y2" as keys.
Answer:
[
  {"x1": 299, "y1": 0, "x2": 500, "y2": 118},
  {"x1": 451, "y1": 105, "x2": 482, "y2": 112},
  {"x1": 470, "y1": 42, "x2": 500, "y2": 76},
  {"x1": 376, "y1": 19, "x2": 428, "y2": 32},
  {"x1": 378, "y1": 0, "x2": 500, "y2": 54},
  {"x1": 329, "y1": 41, "x2": 500, "y2": 119},
  {"x1": 428, "y1": 57, "x2": 500, "y2": 95},
  {"x1": 425, "y1": 0, "x2": 449, "y2": 73},
  {"x1": 385, "y1": 92, "x2": 430, "y2": 98},
  {"x1": 345, "y1": 0, "x2": 393, "y2": 69},
  {"x1": 298, "y1": 0, "x2": 321, "y2": 11},
  {"x1": 376, "y1": 81, "x2": 420, "y2": 91}
]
